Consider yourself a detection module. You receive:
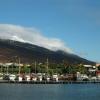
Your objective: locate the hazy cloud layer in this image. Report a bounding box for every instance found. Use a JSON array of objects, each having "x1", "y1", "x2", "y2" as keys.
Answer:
[{"x1": 0, "y1": 24, "x2": 72, "y2": 53}]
